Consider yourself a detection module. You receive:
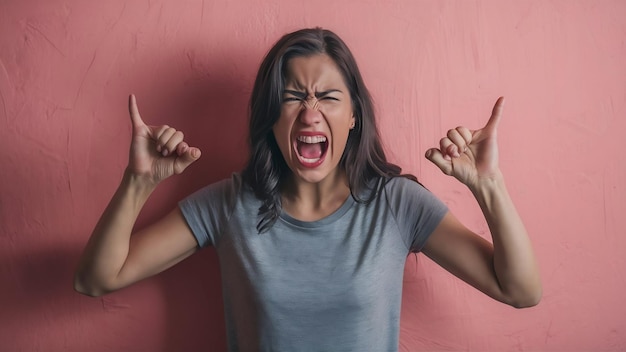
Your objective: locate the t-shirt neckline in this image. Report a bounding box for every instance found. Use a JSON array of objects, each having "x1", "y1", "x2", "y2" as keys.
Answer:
[{"x1": 279, "y1": 195, "x2": 355, "y2": 228}]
